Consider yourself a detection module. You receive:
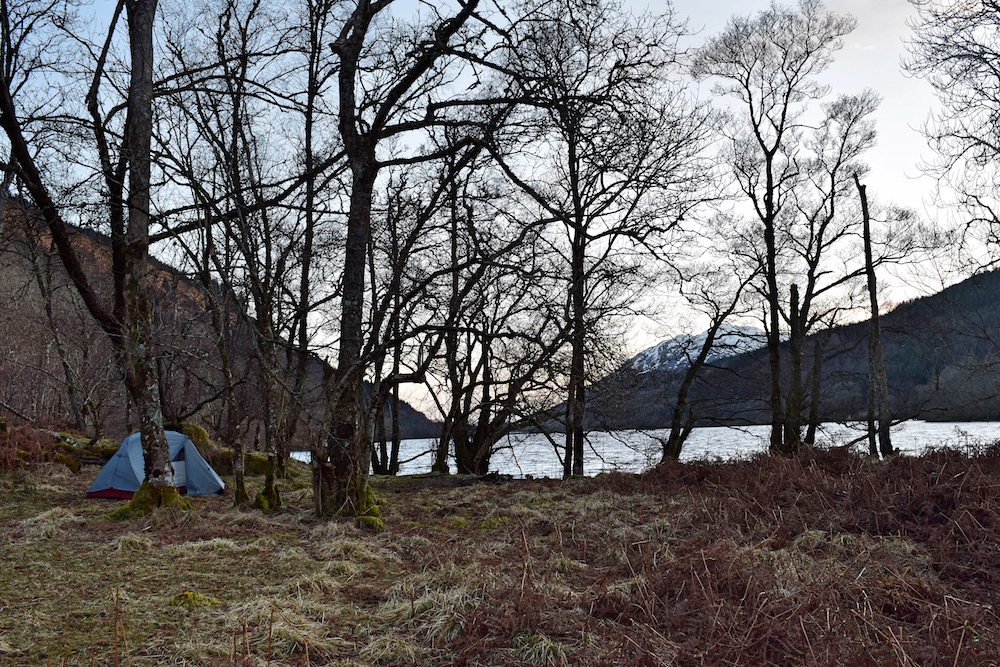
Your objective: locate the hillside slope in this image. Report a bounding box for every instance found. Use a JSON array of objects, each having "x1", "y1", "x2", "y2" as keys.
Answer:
[
  {"x1": 0, "y1": 208, "x2": 438, "y2": 442},
  {"x1": 590, "y1": 270, "x2": 1000, "y2": 428}
]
